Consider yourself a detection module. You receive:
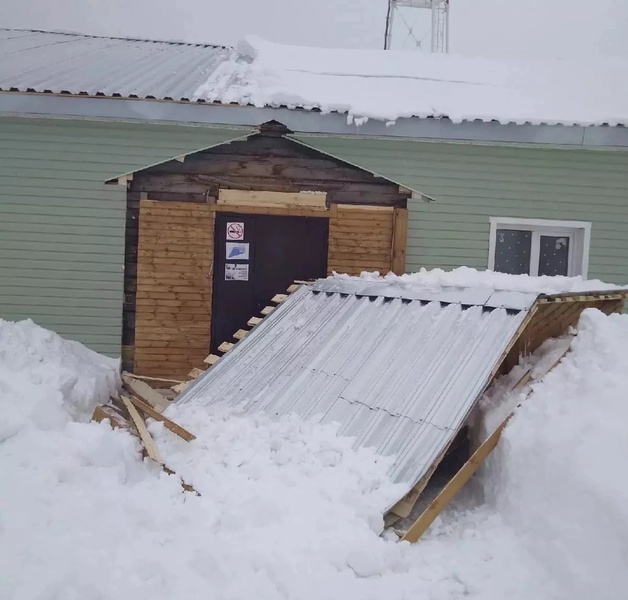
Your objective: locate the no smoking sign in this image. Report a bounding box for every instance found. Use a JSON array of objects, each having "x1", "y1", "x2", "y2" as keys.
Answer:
[{"x1": 226, "y1": 222, "x2": 244, "y2": 241}]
